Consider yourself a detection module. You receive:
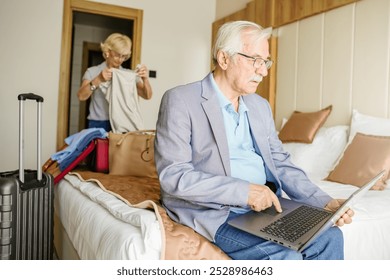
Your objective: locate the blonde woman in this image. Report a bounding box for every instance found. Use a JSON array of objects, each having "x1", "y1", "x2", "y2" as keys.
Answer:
[{"x1": 77, "y1": 33, "x2": 153, "y2": 131}]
